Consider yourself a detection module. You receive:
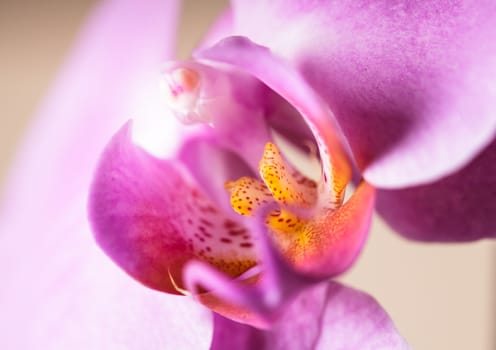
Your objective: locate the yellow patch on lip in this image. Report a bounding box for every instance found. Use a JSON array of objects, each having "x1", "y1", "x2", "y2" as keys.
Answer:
[
  {"x1": 259, "y1": 142, "x2": 317, "y2": 208},
  {"x1": 225, "y1": 142, "x2": 318, "y2": 217},
  {"x1": 225, "y1": 142, "x2": 320, "y2": 246},
  {"x1": 224, "y1": 141, "x2": 372, "y2": 279},
  {"x1": 265, "y1": 209, "x2": 305, "y2": 233},
  {"x1": 225, "y1": 176, "x2": 273, "y2": 217}
]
